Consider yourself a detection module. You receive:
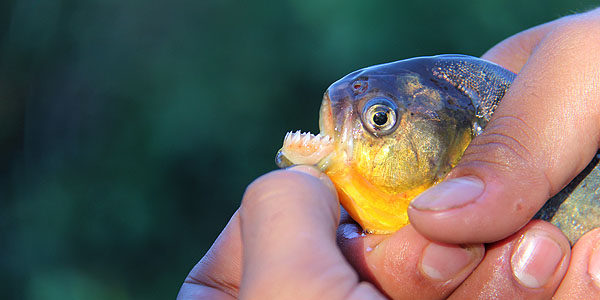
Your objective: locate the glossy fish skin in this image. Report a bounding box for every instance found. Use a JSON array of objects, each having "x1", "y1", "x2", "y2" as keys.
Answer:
[{"x1": 278, "y1": 55, "x2": 600, "y2": 243}]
